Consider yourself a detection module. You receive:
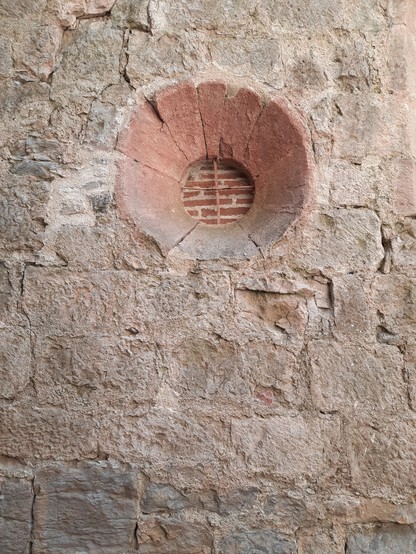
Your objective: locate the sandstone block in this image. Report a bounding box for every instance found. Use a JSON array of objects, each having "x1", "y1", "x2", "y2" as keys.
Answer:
[
  {"x1": 138, "y1": 518, "x2": 213, "y2": 553},
  {"x1": 346, "y1": 524, "x2": 416, "y2": 553},
  {"x1": 0, "y1": 403, "x2": 98, "y2": 460},
  {"x1": 0, "y1": 478, "x2": 32, "y2": 554},
  {"x1": 50, "y1": 20, "x2": 122, "y2": 110},
  {"x1": 219, "y1": 529, "x2": 296, "y2": 554},
  {"x1": 347, "y1": 419, "x2": 416, "y2": 497},
  {"x1": 116, "y1": 157, "x2": 195, "y2": 253},
  {"x1": 33, "y1": 462, "x2": 137, "y2": 553},
  {"x1": 309, "y1": 341, "x2": 407, "y2": 416},
  {"x1": 156, "y1": 81, "x2": 206, "y2": 161},
  {"x1": 294, "y1": 209, "x2": 384, "y2": 273},
  {"x1": 219, "y1": 88, "x2": 262, "y2": 162},
  {"x1": 231, "y1": 414, "x2": 340, "y2": 481},
  {"x1": 33, "y1": 334, "x2": 159, "y2": 411},
  {"x1": 0, "y1": 327, "x2": 31, "y2": 400},
  {"x1": 117, "y1": 101, "x2": 188, "y2": 180},
  {"x1": 197, "y1": 81, "x2": 226, "y2": 159}
]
